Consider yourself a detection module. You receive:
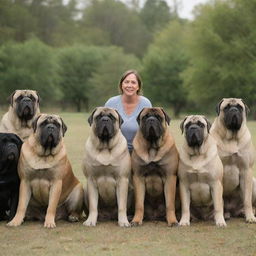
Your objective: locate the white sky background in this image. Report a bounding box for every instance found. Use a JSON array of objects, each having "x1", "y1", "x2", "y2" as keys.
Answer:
[
  {"x1": 64, "y1": 0, "x2": 210, "y2": 20},
  {"x1": 177, "y1": 0, "x2": 209, "y2": 19}
]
